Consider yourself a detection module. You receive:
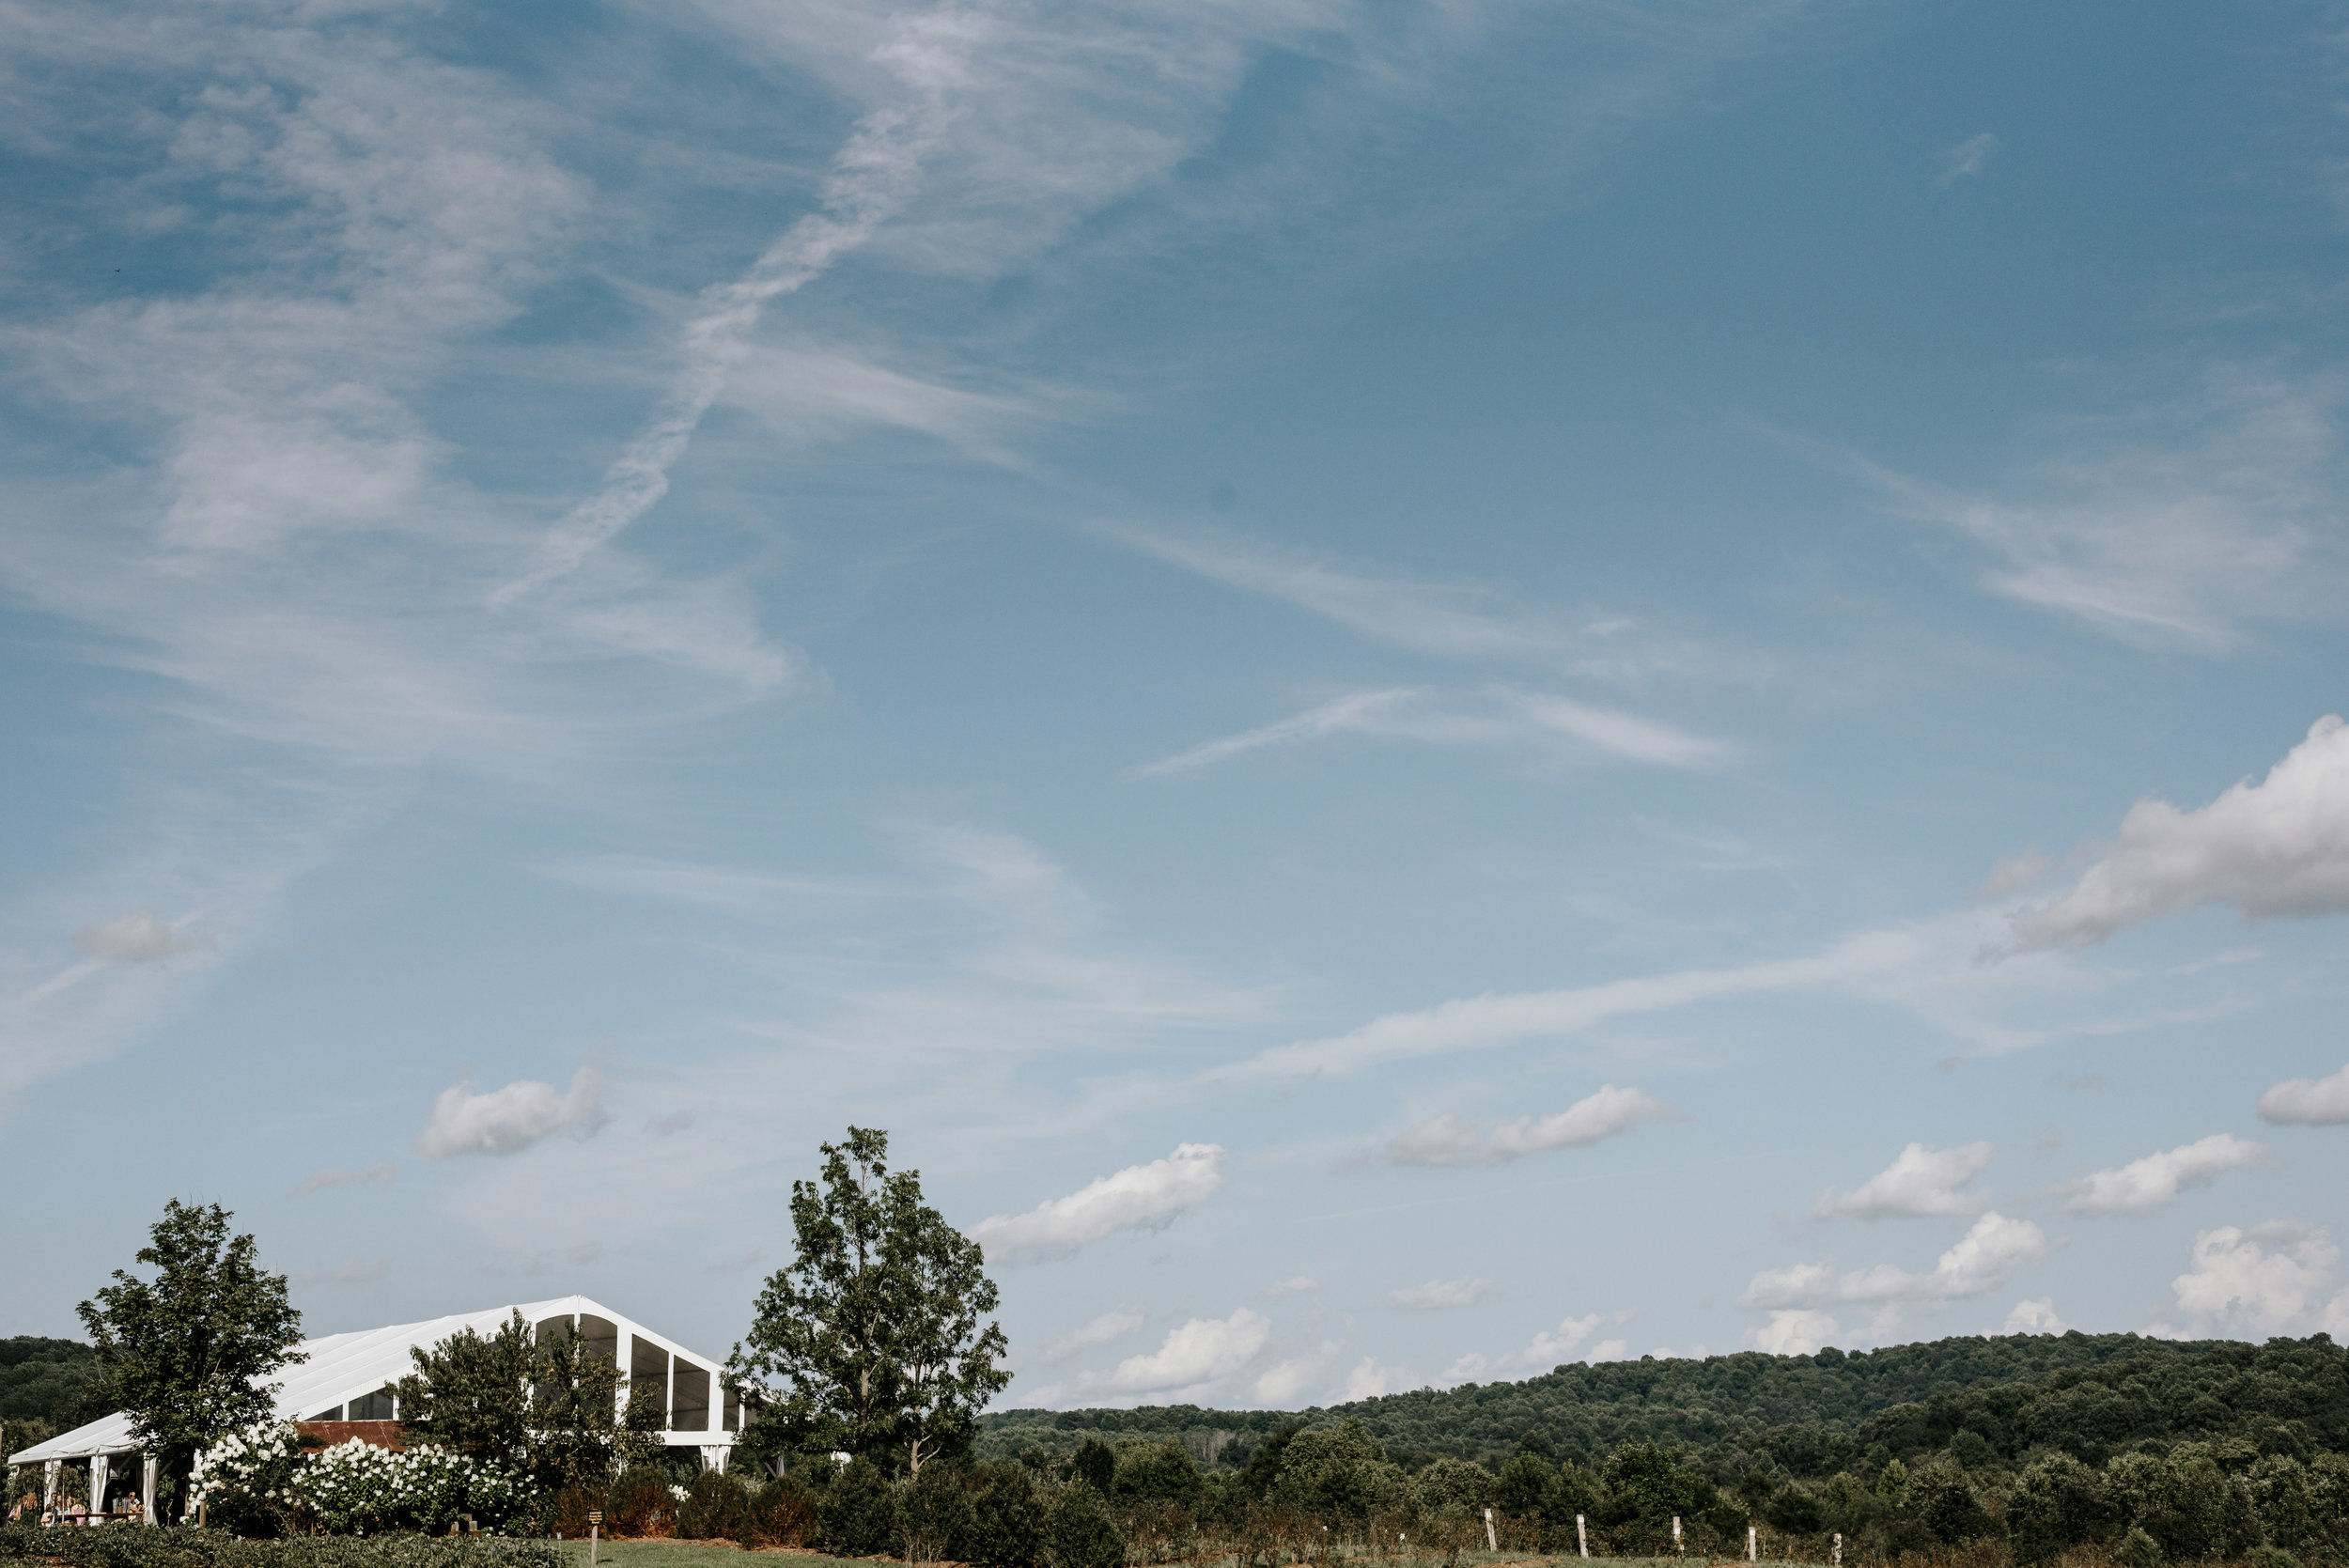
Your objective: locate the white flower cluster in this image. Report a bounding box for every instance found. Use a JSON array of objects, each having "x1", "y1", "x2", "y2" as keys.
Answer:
[
  {"x1": 188, "y1": 1422, "x2": 528, "y2": 1535},
  {"x1": 190, "y1": 1421, "x2": 303, "y2": 1507}
]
